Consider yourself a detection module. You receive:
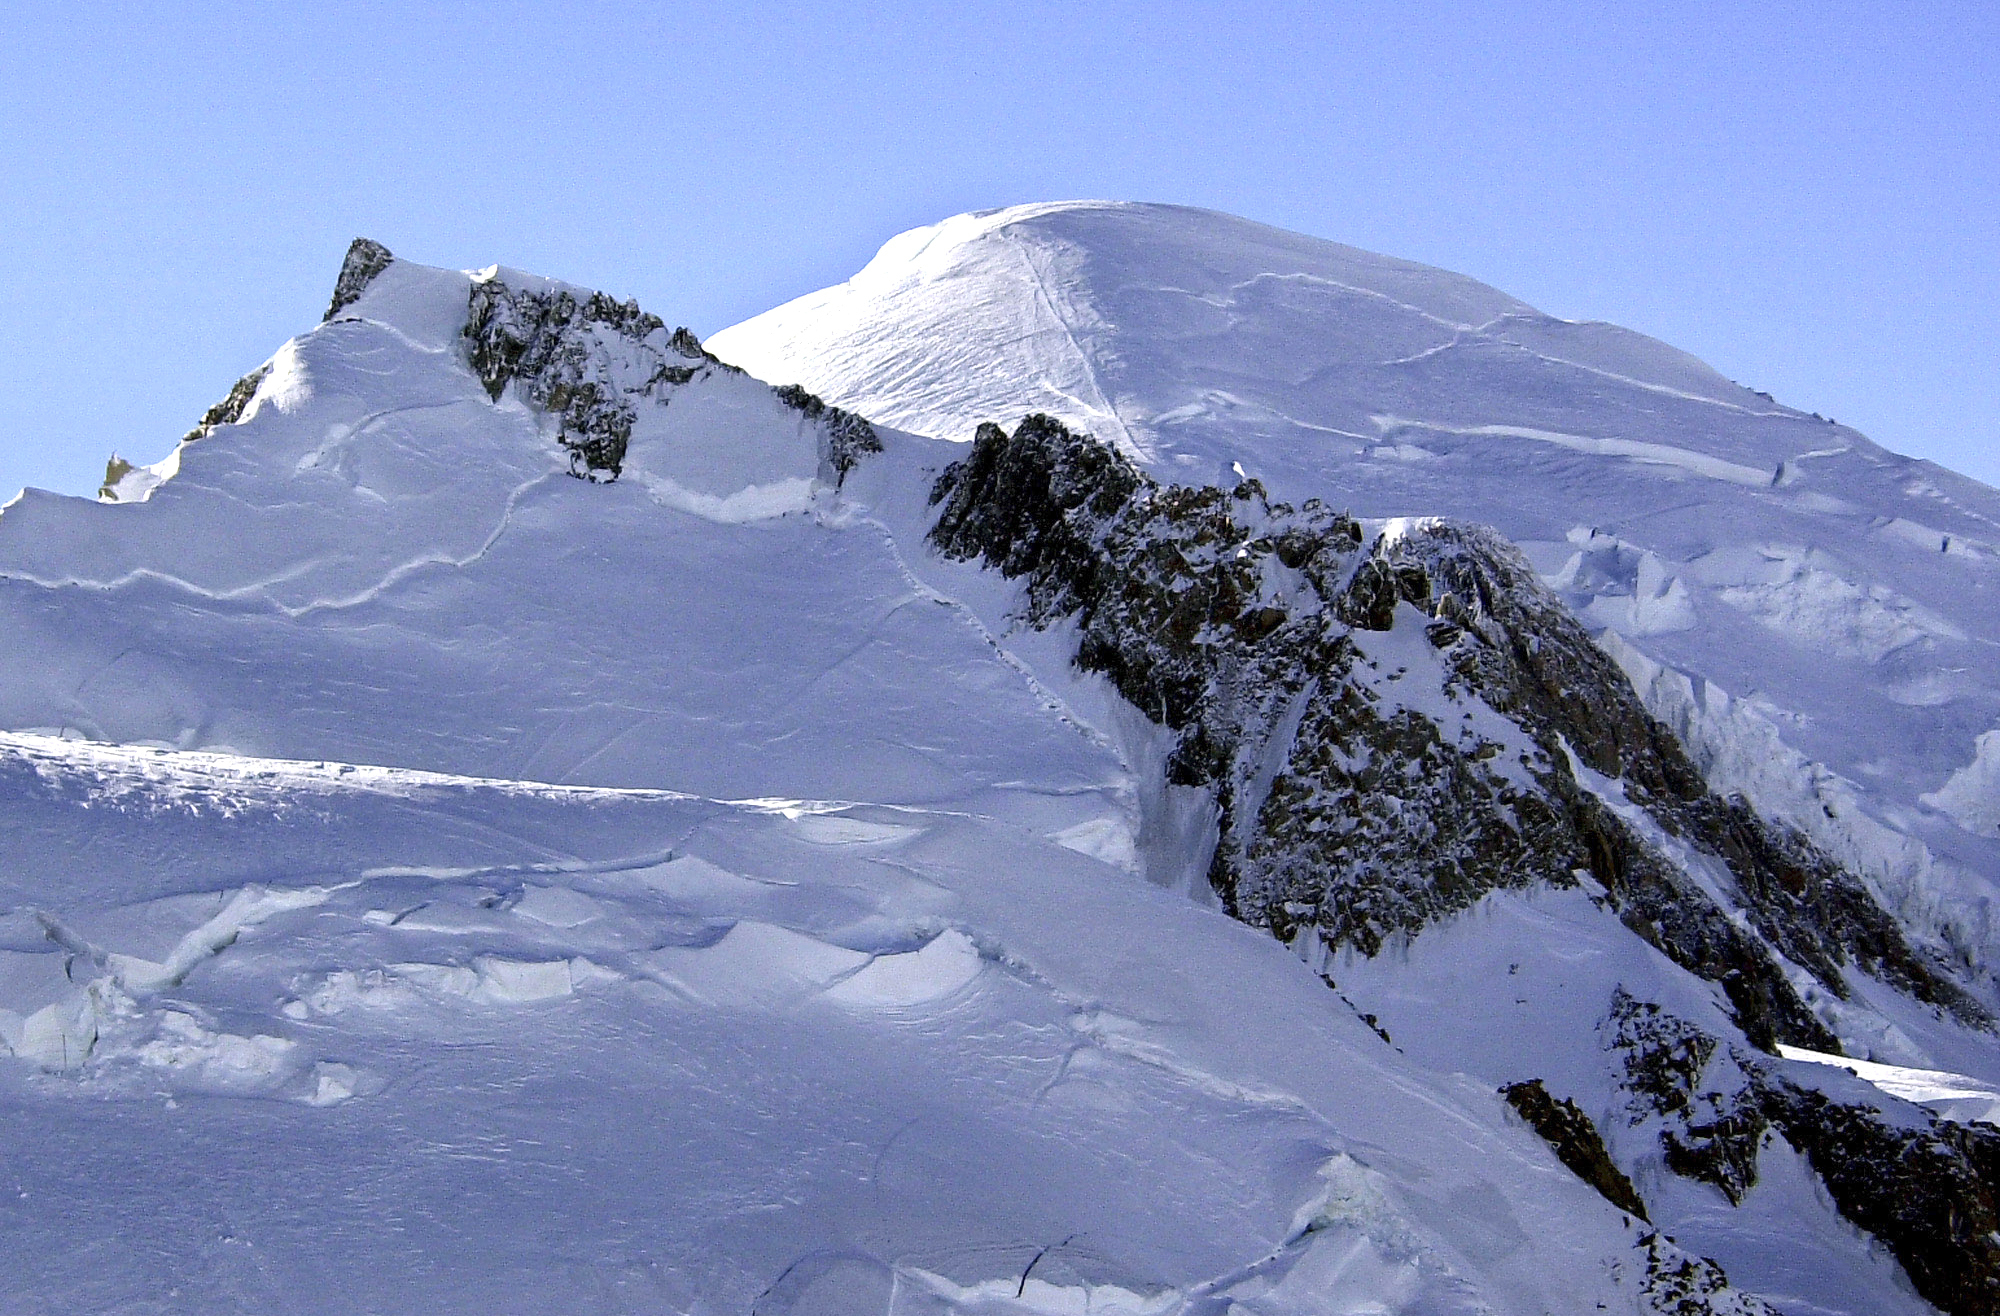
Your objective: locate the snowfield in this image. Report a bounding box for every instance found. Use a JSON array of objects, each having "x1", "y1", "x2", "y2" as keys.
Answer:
[
  {"x1": 713, "y1": 201, "x2": 2000, "y2": 992},
  {"x1": 0, "y1": 214, "x2": 1993, "y2": 1313},
  {"x1": 0, "y1": 730, "x2": 1681, "y2": 1314}
]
